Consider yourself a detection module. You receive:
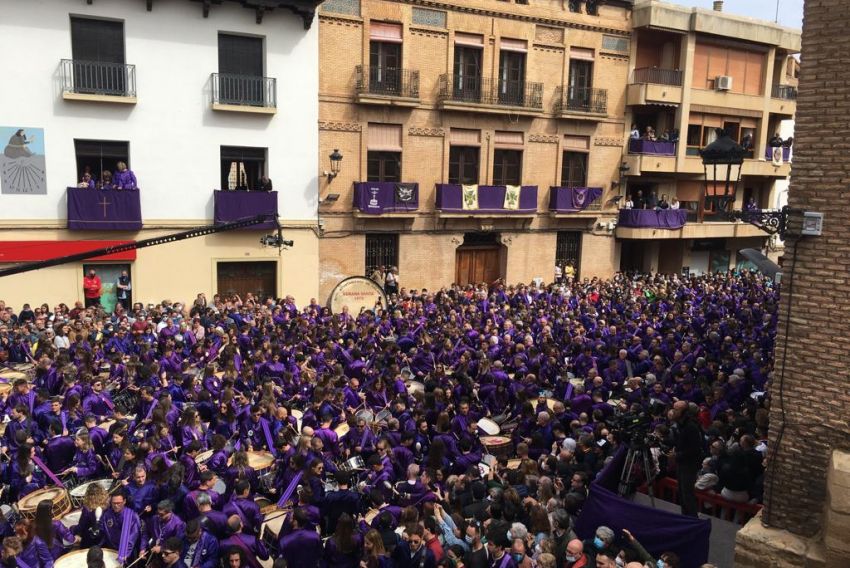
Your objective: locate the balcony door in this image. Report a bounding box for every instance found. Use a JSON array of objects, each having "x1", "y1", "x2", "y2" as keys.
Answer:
[
  {"x1": 499, "y1": 51, "x2": 526, "y2": 105},
  {"x1": 453, "y1": 46, "x2": 482, "y2": 101},
  {"x1": 218, "y1": 33, "x2": 264, "y2": 105},
  {"x1": 369, "y1": 41, "x2": 402, "y2": 95},
  {"x1": 568, "y1": 59, "x2": 593, "y2": 108},
  {"x1": 70, "y1": 17, "x2": 126, "y2": 95}
]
